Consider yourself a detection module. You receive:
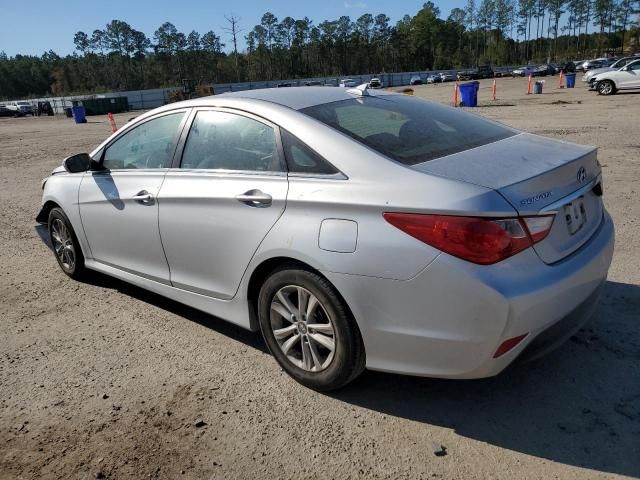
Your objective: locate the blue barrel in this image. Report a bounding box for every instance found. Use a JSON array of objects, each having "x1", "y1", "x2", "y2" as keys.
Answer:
[
  {"x1": 459, "y1": 81, "x2": 479, "y2": 107},
  {"x1": 71, "y1": 106, "x2": 87, "y2": 124},
  {"x1": 534, "y1": 81, "x2": 543, "y2": 94},
  {"x1": 565, "y1": 73, "x2": 576, "y2": 88}
]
